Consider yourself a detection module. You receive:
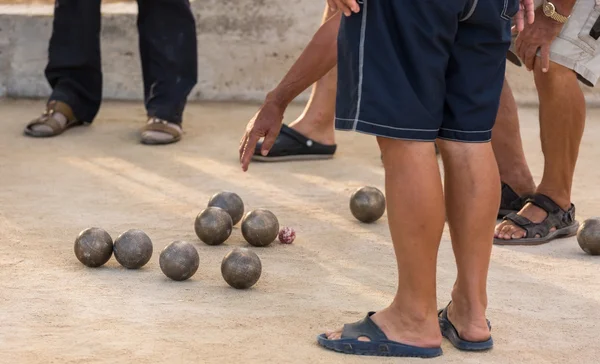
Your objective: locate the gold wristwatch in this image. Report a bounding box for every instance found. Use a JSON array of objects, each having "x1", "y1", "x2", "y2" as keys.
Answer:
[{"x1": 542, "y1": 0, "x2": 570, "y2": 24}]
